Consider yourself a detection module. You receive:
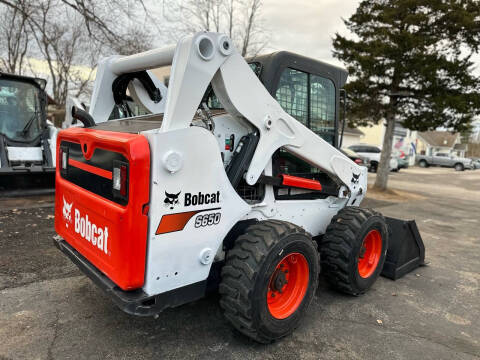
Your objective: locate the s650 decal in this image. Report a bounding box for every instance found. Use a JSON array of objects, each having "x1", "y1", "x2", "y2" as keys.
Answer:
[
  {"x1": 155, "y1": 207, "x2": 221, "y2": 235},
  {"x1": 195, "y1": 212, "x2": 221, "y2": 228}
]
